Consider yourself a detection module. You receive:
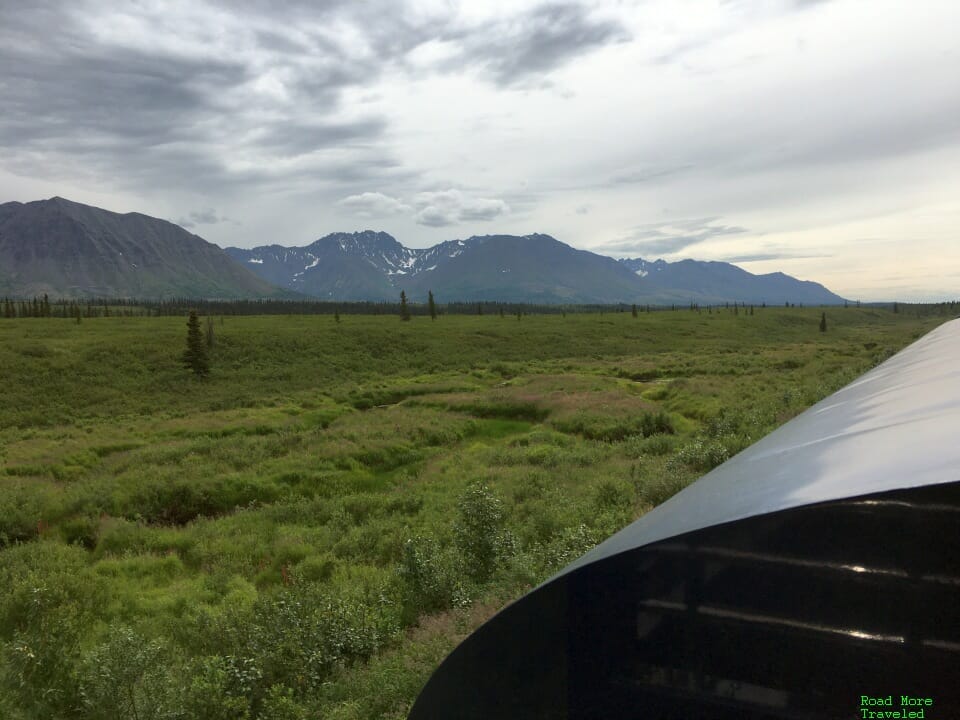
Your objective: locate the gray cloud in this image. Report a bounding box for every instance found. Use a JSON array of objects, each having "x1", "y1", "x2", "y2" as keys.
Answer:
[
  {"x1": 413, "y1": 189, "x2": 510, "y2": 227},
  {"x1": 608, "y1": 164, "x2": 694, "y2": 185},
  {"x1": 721, "y1": 0, "x2": 833, "y2": 11},
  {"x1": 442, "y1": 2, "x2": 630, "y2": 87},
  {"x1": 338, "y1": 191, "x2": 411, "y2": 217},
  {"x1": 0, "y1": 0, "x2": 629, "y2": 201},
  {"x1": 720, "y1": 252, "x2": 832, "y2": 263},
  {"x1": 0, "y1": 0, "x2": 412, "y2": 197},
  {"x1": 254, "y1": 119, "x2": 388, "y2": 158},
  {"x1": 176, "y1": 208, "x2": 232, "y2": 228},
  {"x1": 596, "y1": 217, "x2": 749, "y2": 256}
]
